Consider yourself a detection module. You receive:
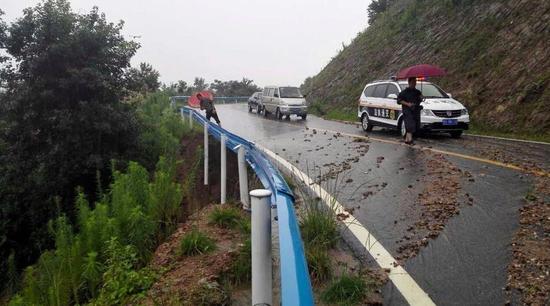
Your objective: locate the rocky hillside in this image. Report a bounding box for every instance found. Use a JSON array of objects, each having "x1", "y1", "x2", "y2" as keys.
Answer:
[{"x1": 302, "y1": 0, "x2": 550, "y2": 137}]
